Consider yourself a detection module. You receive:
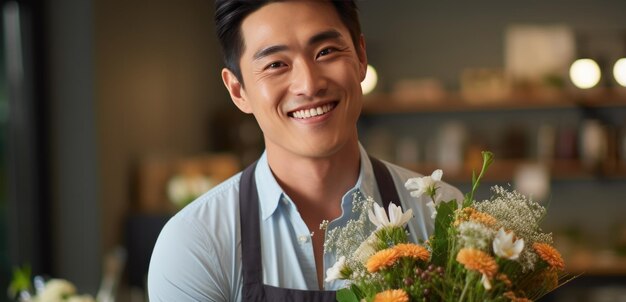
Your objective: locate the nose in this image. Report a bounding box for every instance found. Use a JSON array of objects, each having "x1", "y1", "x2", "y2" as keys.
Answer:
[{"x1": 289, "y1": 59, "x2": 327, "y2": 98}]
